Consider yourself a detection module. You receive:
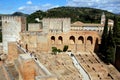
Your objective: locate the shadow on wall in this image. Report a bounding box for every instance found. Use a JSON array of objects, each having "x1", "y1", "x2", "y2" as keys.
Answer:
[{"x1": 115, "y1": 45, "x2": 120, "y2": 72}]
